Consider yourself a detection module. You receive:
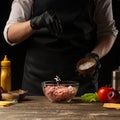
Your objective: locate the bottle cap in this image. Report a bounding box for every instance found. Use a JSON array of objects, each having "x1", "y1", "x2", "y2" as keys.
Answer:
[{"x1": 1, "y1": 55, "x2": 11, "y2": 67}]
